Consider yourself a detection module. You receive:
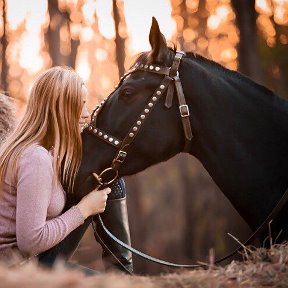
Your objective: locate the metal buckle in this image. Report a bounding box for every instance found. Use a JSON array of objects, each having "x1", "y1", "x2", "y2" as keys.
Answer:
[
  {"x1": 179, "y1": 105, "x2": 190, "y2": 117},
  {"x1": 115, "y1": 150, "x2": 127, "y2": 163}
]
